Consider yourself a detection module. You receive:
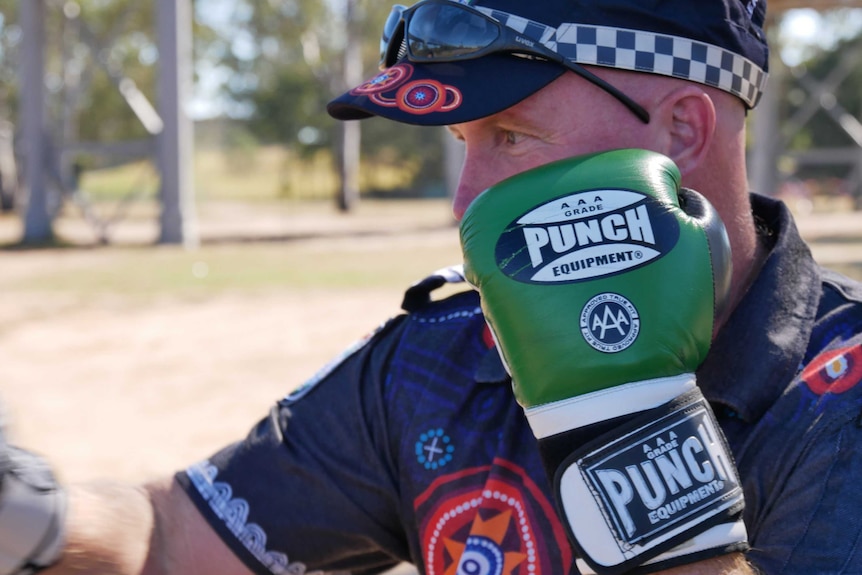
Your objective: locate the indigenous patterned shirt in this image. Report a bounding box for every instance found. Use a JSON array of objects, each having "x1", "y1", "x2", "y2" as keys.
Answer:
[{"x1": 176, "y1": 194, "x2": 862, "y2": 575}]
